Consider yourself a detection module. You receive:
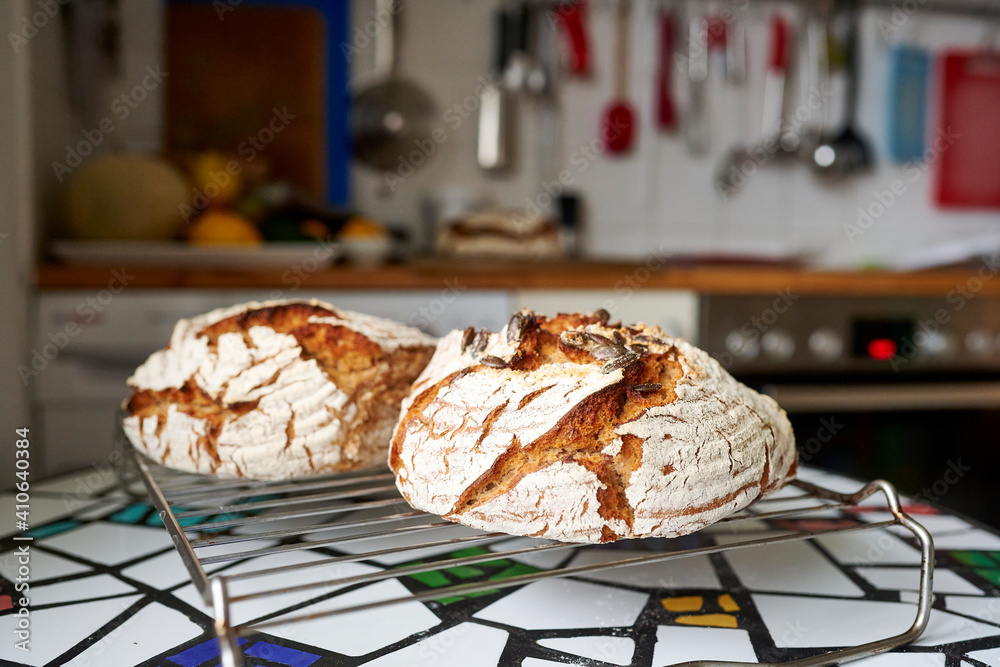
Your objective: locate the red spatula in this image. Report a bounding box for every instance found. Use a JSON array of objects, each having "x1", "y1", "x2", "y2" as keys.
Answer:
[{"x1": 601, "y1": 0, "x2": 635, "y2": 154}]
